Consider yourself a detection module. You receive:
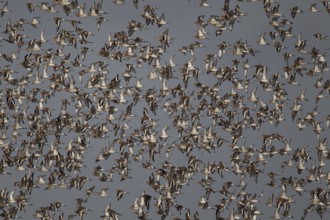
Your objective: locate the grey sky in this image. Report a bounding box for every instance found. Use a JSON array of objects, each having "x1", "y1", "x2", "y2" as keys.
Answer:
[{"x1": 0, "y1": 0, "x2": 330, "y2": 220}]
